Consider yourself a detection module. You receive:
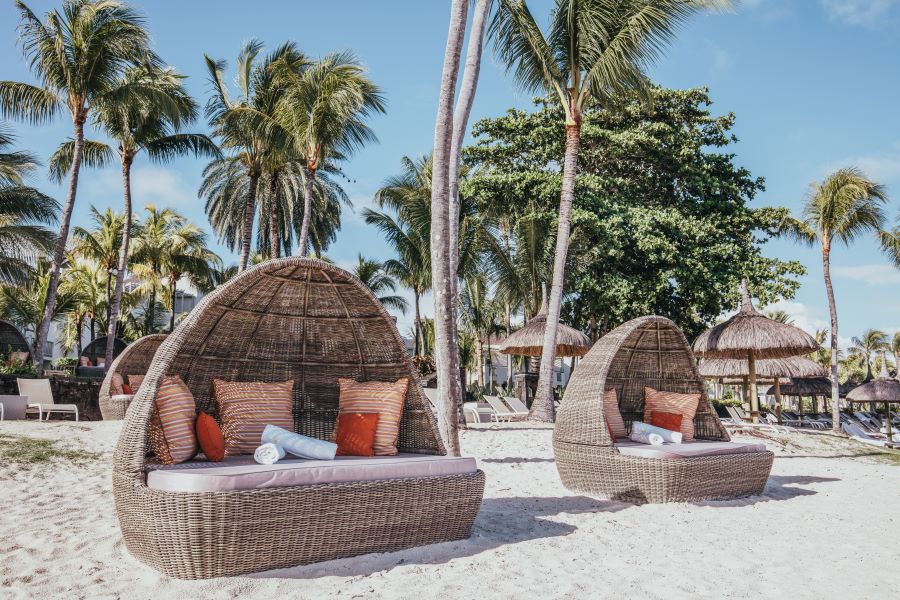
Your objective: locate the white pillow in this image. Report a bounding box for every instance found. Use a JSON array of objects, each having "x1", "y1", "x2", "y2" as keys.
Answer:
[{"x1": 632, "y1": 420, "x2": 683, "y2": 444}]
